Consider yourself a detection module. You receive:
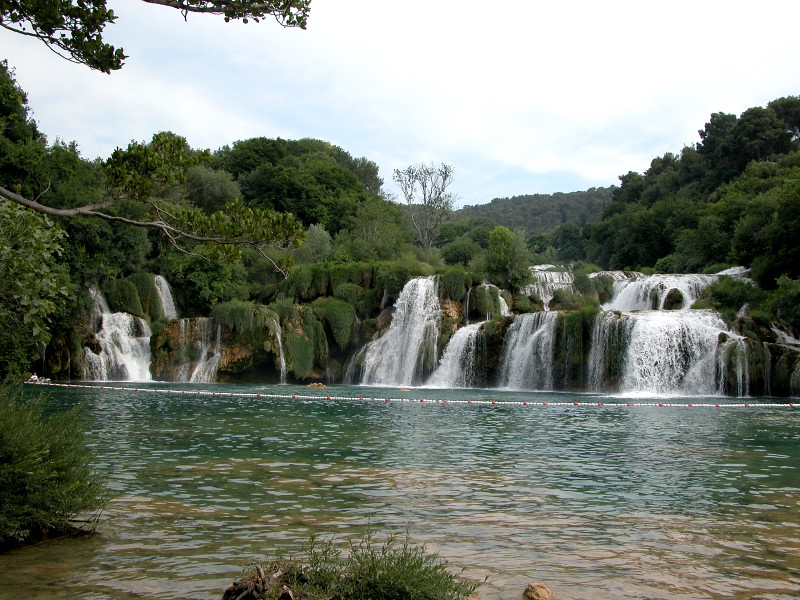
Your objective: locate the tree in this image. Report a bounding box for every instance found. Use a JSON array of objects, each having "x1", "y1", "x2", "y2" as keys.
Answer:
[
  {"x1": 0, "y1": 63, "x2": 305, "y2": 266},
  {"x1": 393, "y1": 162, "x2": 458, "y2": 250},
  {"x1": 486, "y1": 226, "x2": 531, "y2": 290},
  {"x1": 0, "y1": 0, "x2": 310, "y2": 73},
  {"x1": 0, "y1": 199, "x2": 71, "y2": 380}
]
